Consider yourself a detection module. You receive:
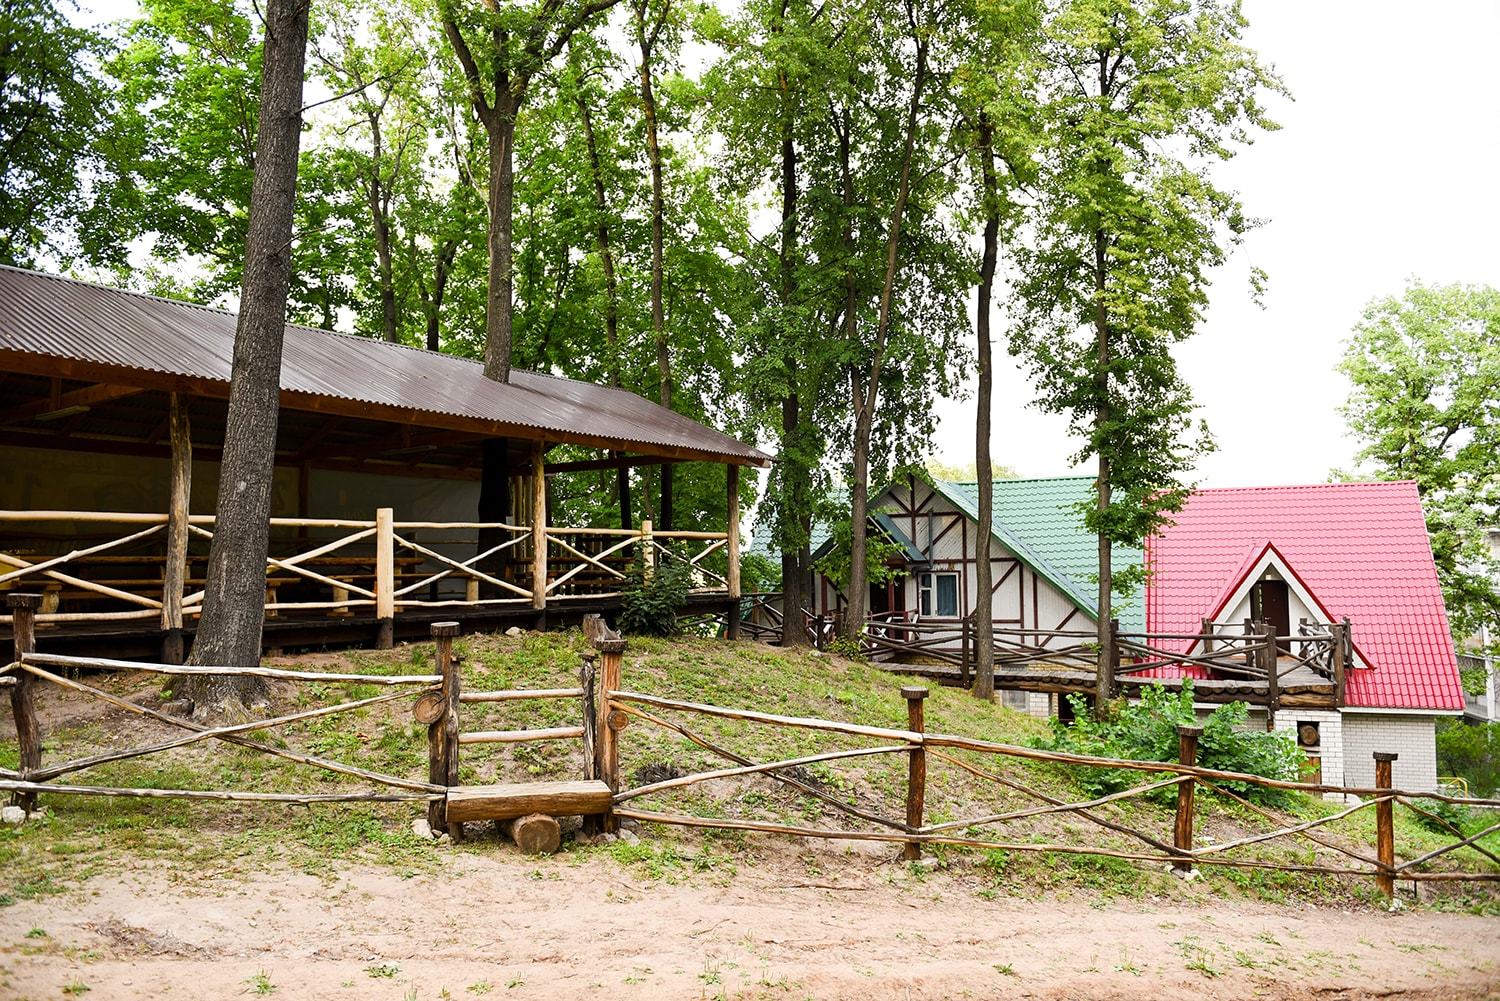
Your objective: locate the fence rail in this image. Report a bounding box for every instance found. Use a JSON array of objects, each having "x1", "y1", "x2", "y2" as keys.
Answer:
[
  {"x1": 7, "y1": 602, "x2": 1494, "y2": 899},
  {"x1": 578, "y1": 623, "x2": 1497, "y2": 898}
]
